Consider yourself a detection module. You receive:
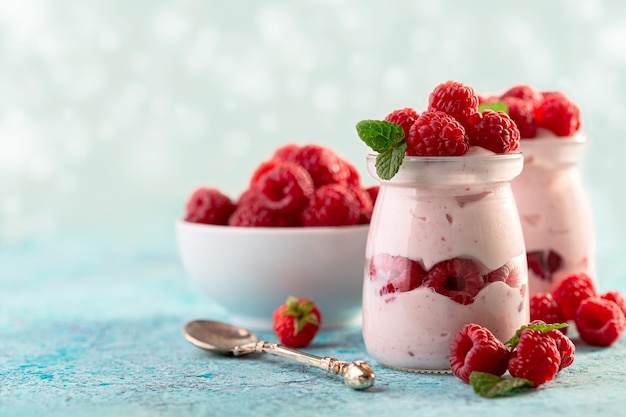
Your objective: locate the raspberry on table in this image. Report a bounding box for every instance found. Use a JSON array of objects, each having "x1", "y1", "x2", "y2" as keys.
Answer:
[
  {"x1": 600, "y1": 291, "x2": 626, "y2": 317},
  {"x1": 551, "y1": 272, "x2": 597, "y2": 321},
  {"x1": 545, "y1": 327, "x2": 575, "y2": 370},
  {"x1": 251, "y1": 161, "x2": 314, "y2": 214},
  {"x1": 500, "y1": 84, "x2": 543, "y2": 107},
  {"x1": 575, "y1": 297, "x2": 626, "y2": 347},
  {"x1": 502, "y1": 96, "x2": 538, "y2": 139},
  {"x1": 427, "y1": 80, "x2": 479, "y2": 126},
  {"x1": 530, "y1": 293, "x2": 567, "y2": 333},
  {"x1": 423, "y1": 258, "x2": 484, "y2": 305},
  {"x1": 284, "y1": 144, "x2": 350, "y2": 188},
  {"x1": 384, "y1": 107, "x2": 420, "y2": 140},
  {"x1": 449, "y1": 323, "x2": 510, "y2": 383},
  {"x1": 465, "y1": 110, "x2": 520, "y2": 154},
  {"x1": 406, "y1": 111, "x2": 469, "y2": 156},
  {"x1": 369, "y1": 253, "x2": 425, "y2": 295},
  {"x1": 507, "y1": 328, "x2": 561, "y2": 387},
  {"x1": 300, "y1": 184, "x2": 360, "y2": 227},
  {"x1": 534, "y1": 91, "x2": 581, "y2": 136},
  {"x1": 184, "y1": 187, "x2": 236, "y2": 225}
]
